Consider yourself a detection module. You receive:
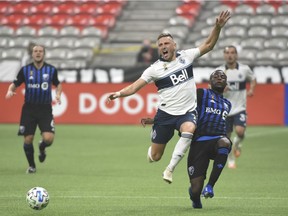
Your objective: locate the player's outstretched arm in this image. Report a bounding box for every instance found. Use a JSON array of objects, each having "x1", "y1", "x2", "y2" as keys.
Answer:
[
  {"x1": 5, "y1": 83, "x2": 16, "y2": 99},
  {"x1": 107, "y1": 78, "x2": 147, "y2": 103},
  {"x1": 198, "y1": 10, "x2": 231, "y2": 56}
]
